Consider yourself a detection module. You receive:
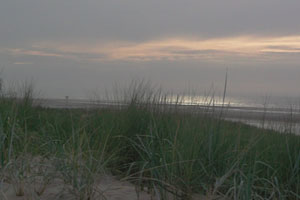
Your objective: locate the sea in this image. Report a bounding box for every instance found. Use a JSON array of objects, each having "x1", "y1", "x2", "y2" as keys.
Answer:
[{"x1": 36, "y1": 95, "x2": 300, "y2": 135}]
